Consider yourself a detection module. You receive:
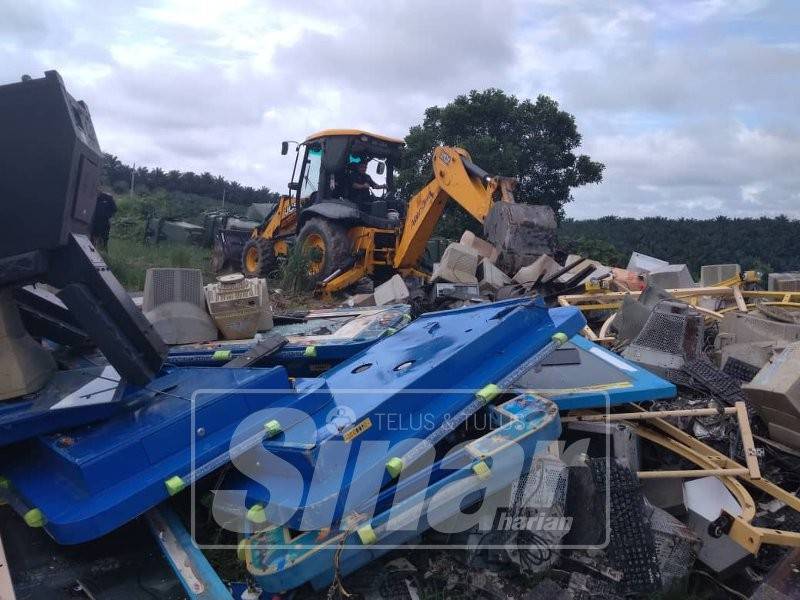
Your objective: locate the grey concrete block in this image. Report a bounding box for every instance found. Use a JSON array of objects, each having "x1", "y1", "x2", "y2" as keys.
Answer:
[
  {"x1": 627, "y1": 251, "x2": 669, "y2": 275},
  {"x1": 431, "y1": 242, "x2": 479, "y2": 284},
  {"x1": 513, "y1": 254, "x2": 561, "y2": 284},
  {"x1": 483, "y1": 203, "x2": 556, "y2": 273},
  {"x1": 459, "y1": 230, "x2": 499, "y2": 263},
  {"x1": 374, "y1": 274, "x2": 410, "y2": 306},
  {"x1": 477, "y1": 258, "x2": 511, "y2": 292}
]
